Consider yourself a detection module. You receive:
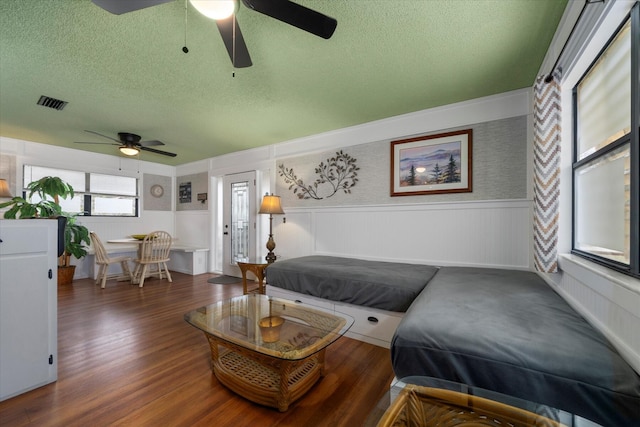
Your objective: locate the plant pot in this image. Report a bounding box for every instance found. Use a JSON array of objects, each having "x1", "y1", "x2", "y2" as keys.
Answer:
[
  {"x1": 58, "y1": 265, "x2": 76, "y2": 286},
  {"x1": 258, "y1": 316, "x2": 284, "y2": 343}
]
